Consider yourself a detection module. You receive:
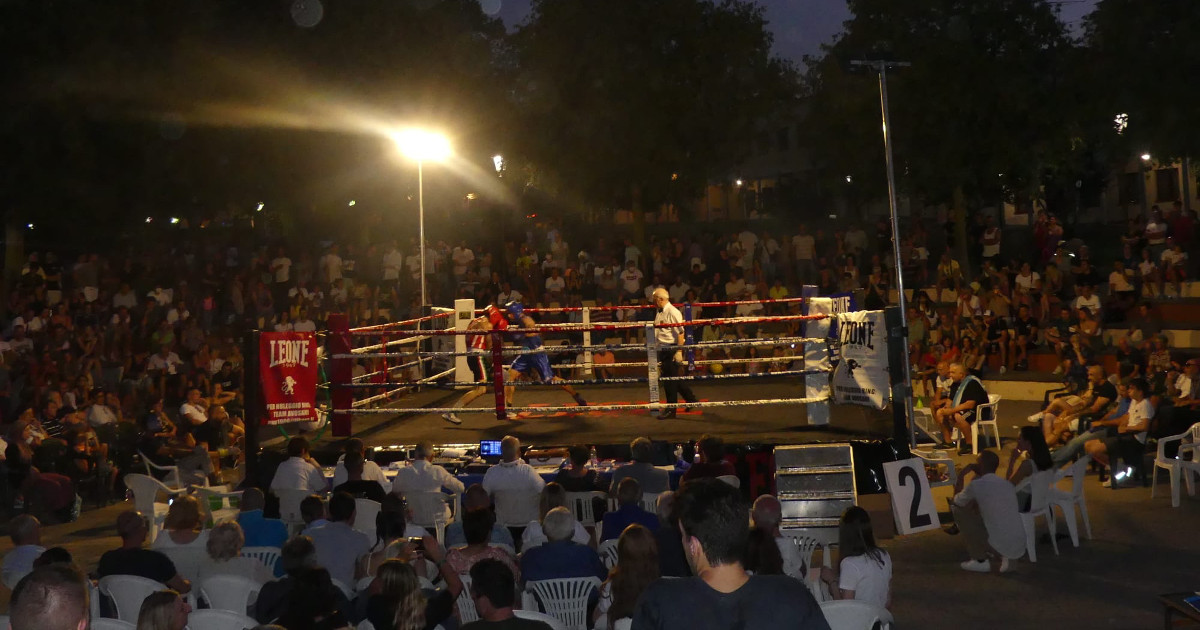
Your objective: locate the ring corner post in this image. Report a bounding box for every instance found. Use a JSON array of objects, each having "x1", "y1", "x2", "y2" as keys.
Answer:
[
  {"x1": 491, "y1": 330, "x2": 507, "y2": 420},
  {"x1": 645, "y1": 322, "x2": 660, "y2": 408},
  {"x1": 328, "y1": 312, "x2": 353, "y2": 438},
  {"x1": 454, "y1": 298, "x2": 475, "y2": 385},
  {"x1": 801, "y1": 285, "x2": 830, "y2": 426},
  {"x1": 884, "y1": 305, "x2": 914, "y2": 452},
  {"x1": 243, "y1": 328, "x2": 262, "y2": 488}
]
